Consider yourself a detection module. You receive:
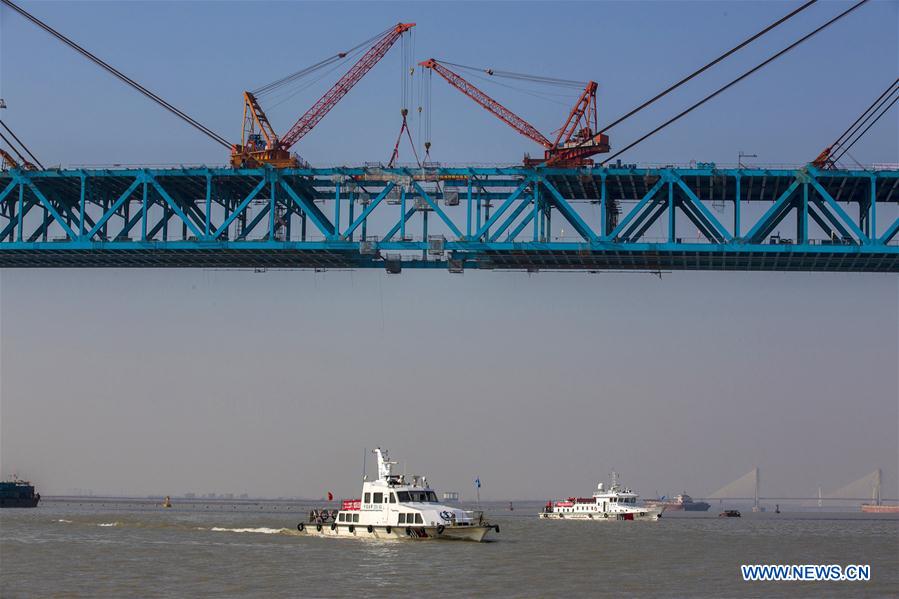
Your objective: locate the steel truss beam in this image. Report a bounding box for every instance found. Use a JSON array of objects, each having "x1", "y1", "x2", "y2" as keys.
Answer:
[{"x1": 1, "y1": 165, "x2": 896, "y2": 272}]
